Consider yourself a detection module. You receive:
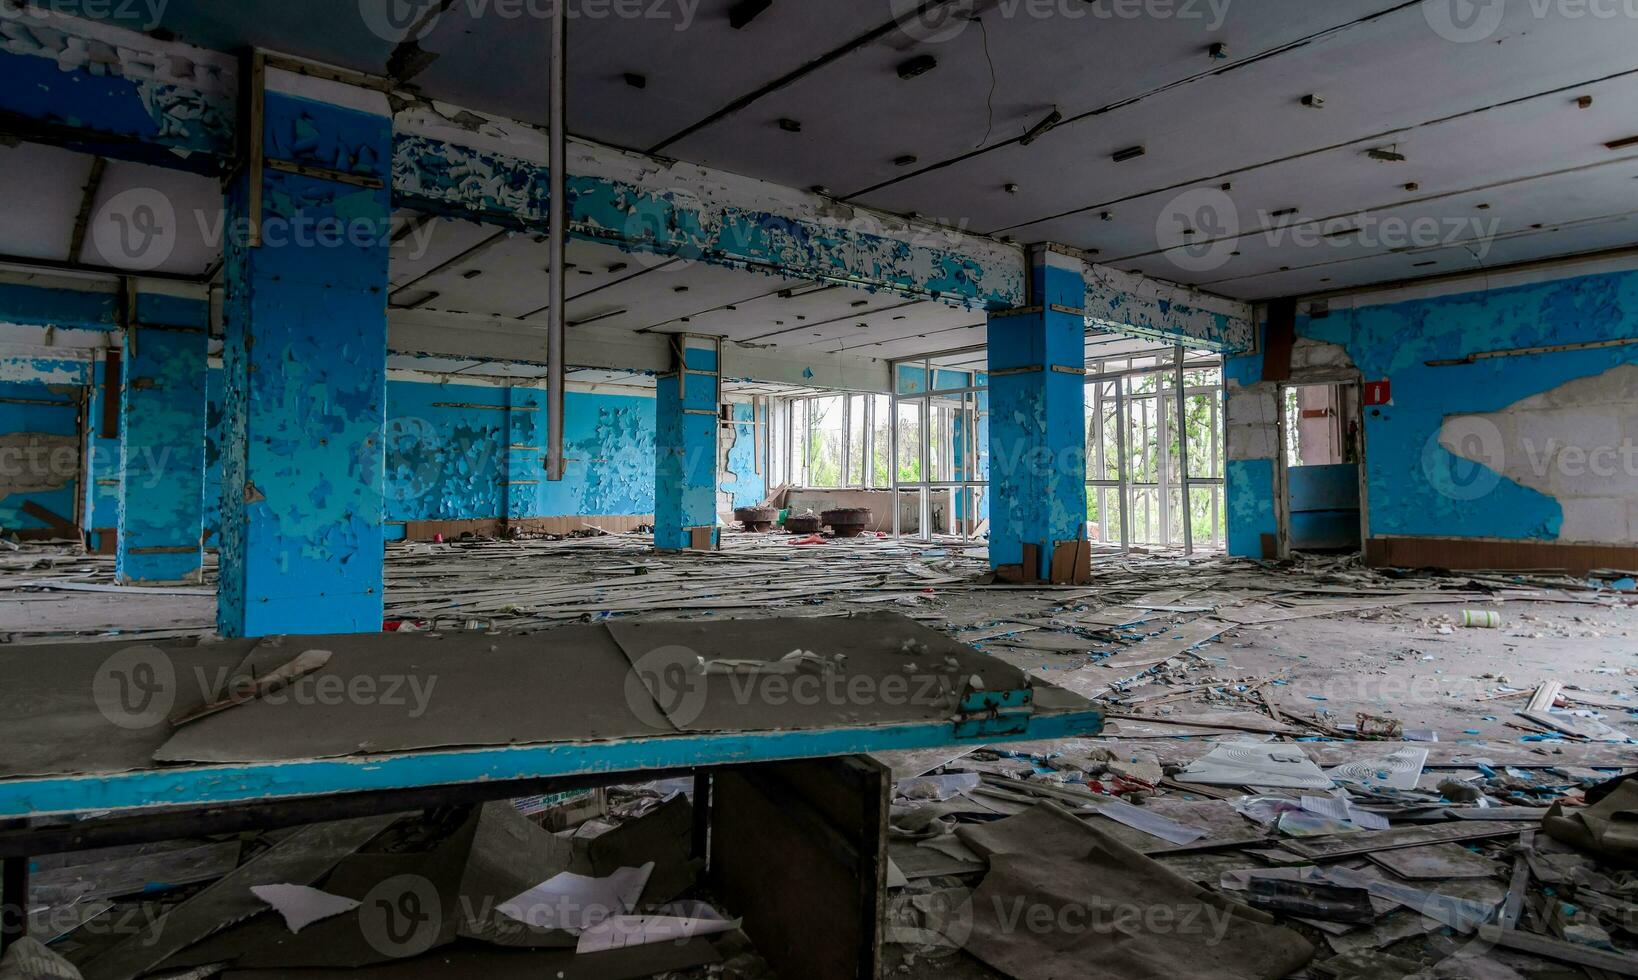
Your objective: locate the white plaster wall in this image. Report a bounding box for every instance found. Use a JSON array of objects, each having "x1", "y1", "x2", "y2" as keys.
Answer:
[{"x1": 1443, "y1": 364, "x2": 1638, "y2": 544}]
